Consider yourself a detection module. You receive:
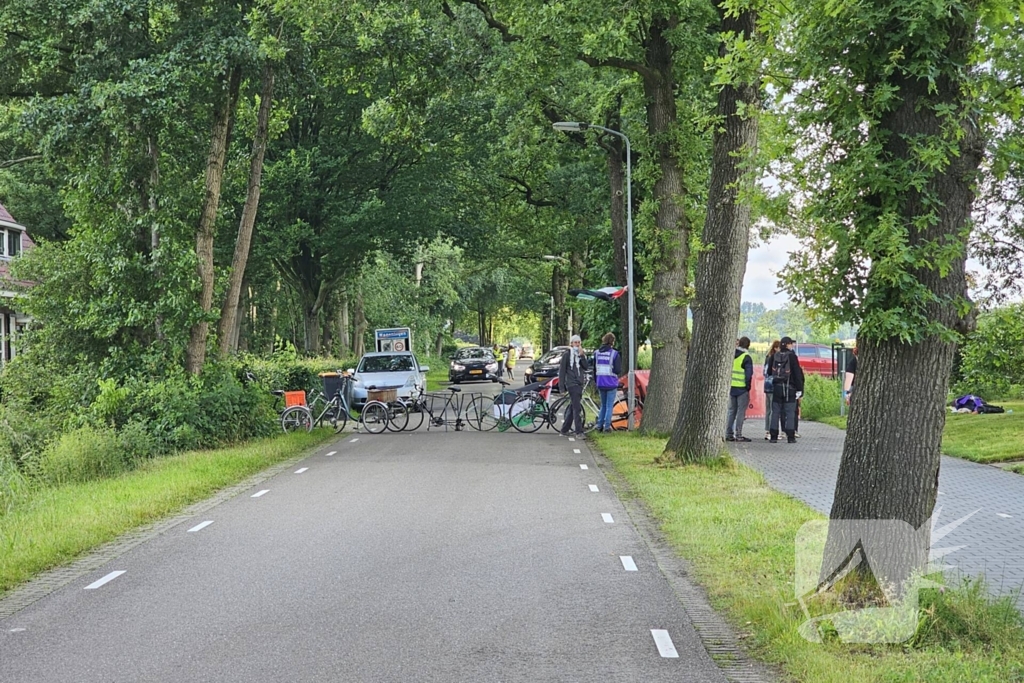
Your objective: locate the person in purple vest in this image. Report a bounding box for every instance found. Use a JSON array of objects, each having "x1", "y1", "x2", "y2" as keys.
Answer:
[{"x1": 594, "y1": 332, "x2": 623, "y2": 432}]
